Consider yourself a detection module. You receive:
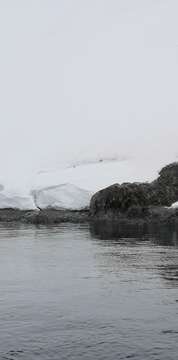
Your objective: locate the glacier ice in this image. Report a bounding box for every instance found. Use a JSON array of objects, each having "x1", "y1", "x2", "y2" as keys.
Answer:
[{"x1": 31, "y1": 183, "x2": 92, "y2": 210}]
